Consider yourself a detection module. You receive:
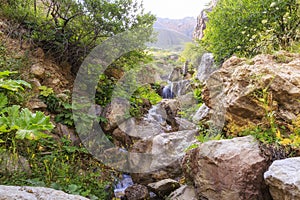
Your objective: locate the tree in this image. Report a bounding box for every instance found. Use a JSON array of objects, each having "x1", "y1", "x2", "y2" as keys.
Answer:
[
  {"x1": 202, "y1": 0, "x2": 300, "y2": 63},
  {"x1": 1, "y1": 0, "x2": 156, "y2": 72}
]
